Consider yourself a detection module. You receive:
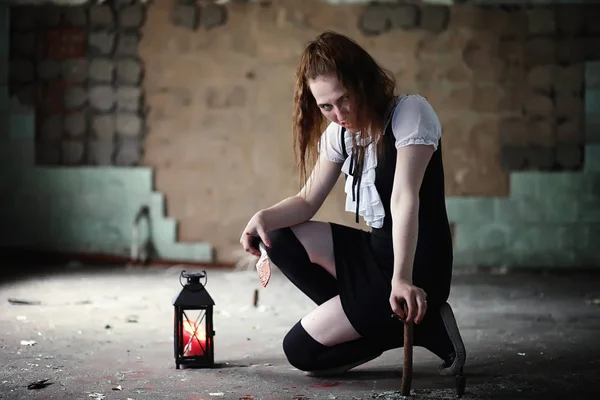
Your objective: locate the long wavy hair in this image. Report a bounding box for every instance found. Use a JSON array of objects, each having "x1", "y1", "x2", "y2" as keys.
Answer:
[{"x1": 292, "y1": 31, "x2": 397, "y2": 186}]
